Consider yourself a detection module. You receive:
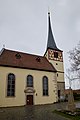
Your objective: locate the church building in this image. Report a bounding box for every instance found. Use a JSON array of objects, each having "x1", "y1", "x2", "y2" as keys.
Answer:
[{"x1": 0, "y1": 12, "x2": 65, "y2": 107}]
